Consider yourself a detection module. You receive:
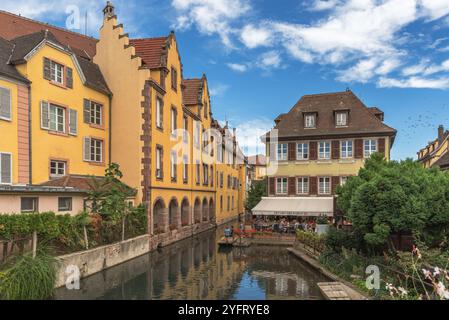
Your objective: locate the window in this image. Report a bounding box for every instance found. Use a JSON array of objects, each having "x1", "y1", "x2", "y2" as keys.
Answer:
[
  {"x1": 90, "y1": 139, "x2": 103, "y2": 163},
  {"x1": 297, "y1": 177, "x2": 309, "y2": 195},
  {"x1": 58, "y1": 197, "x2": 72, "y2": 211},
  {"x1": 183, "y1": 155, "x2": 188, "y2": 182},
  {"x1": 364, "y1": 139, "x2": 377, "y2": 158},
  {"x1": 156, "y1": 146, "x2": 163, "y2": 179},
  {"x1": 170, "y1": 151, "x2": 177, "y2": 181},
  {"x1": 276, "y1": 177, "x2": 288, "y2": 195},
  {"x1": 319, "y1": 141, "x2": 330, "y2": 159},
  {"x1": 220, "y1": 172, "x2": 224, "y2": 188},
  {"x1": 227, "y1": 196, "x2": 230, "y2": 211},
  {"x1": 171, "y1": 107, "x2": 177, "y2": 135},
  {"x1": 297, "y1": 143, "x2": 309, "y2": 160},
  {"x1": 340, "y1": 176, "x2": 348, "y2": 186},
  {"x1": 277, "y1": 143, "x2": 288, "y2": 161},
  {"x1": 203, "y1": 164, "x2": 209, "y2": 185},
  {"x1": 156, "y1": 97, "x2": 163, "y2": 129},
  {"x1": 90, "y1": 102, "x2": 103, "y2": 126},
  {"x1": 21, "y1": 197, "x2": 38, "y2": 213},
  {"x1": 210, "y1": 165, "x2": 214, "y2": 186},
  {"x1": 319, "y1": 177, "x2": 331, "y2": 195},
  {"x1": 220, "y1": 196, "x2": 223, "y2": 212},
  {"x1": 204, "y1": 102, "x2": 208, "y2": 118},
  {"x1": 304, "y1": 114, "x2": 316, "y2": 128},
  {"x1": 194, "y1": 122, "x2": 201, "y2": 148},
  {"x1": 49, "y1": 104, "x2": 65, "y2": 133},
  {"x1": 171, "y1": 67, "x2": 178, "y2": 91},
  {"x1": 50, "y1": 160, "x2": 66, "y2": 178},
  {"x1": 183, "y1": 116, "x2": 188, "y2": 143},
  {"x1": 50, "y1": 60, "x2": 64, "y2": 84},
  {"x1": 196, "y1": 161, "x2": 200, "y2": 184},
  {"x1": 0, "y1": 152, "x2": 12, "y2": 184},
  {"x1": 336, "y1": 111, "x2": 348, "y2": 126},
  {"x1": 341, "y1": 140, "x2": 353, "y2": 158},
  {"x1": 0, "y1": 87, "x2": 11, "y2": 121},
  {"x1": 217, "y1": 143, "x2": 223, "y2": 163}
]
